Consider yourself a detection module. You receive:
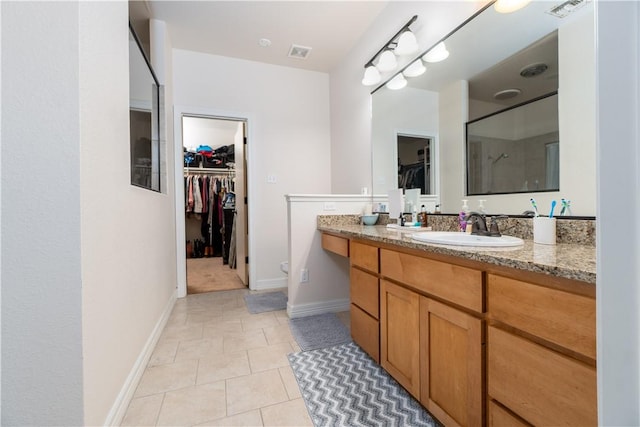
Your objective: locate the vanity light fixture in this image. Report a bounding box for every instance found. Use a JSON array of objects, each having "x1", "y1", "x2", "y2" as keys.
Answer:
[
  {"x1": 362, "y1": 15, "x2": 418, "y2": 86},
  {"x1": 394, "y1": 30, "x2": 420, "y2": 56},
  {"x1": 494, "y1": 0, "x2": 532, "y2": 14},
  {"x1": 386, "y1": 74, "x2": 407, "y2": 90},
  {"x1": 422, "y1": 41, "x2": 449, "y2": 63},
  {"x1": 376, "y1": 50, "x2": 398, "y2": 72},
  {"x1": 362, "y1": 65, "x2": 382, "y2": 86},
  {"x1": 403, "y1": 58, "x2": 426, "y2": 77}
]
